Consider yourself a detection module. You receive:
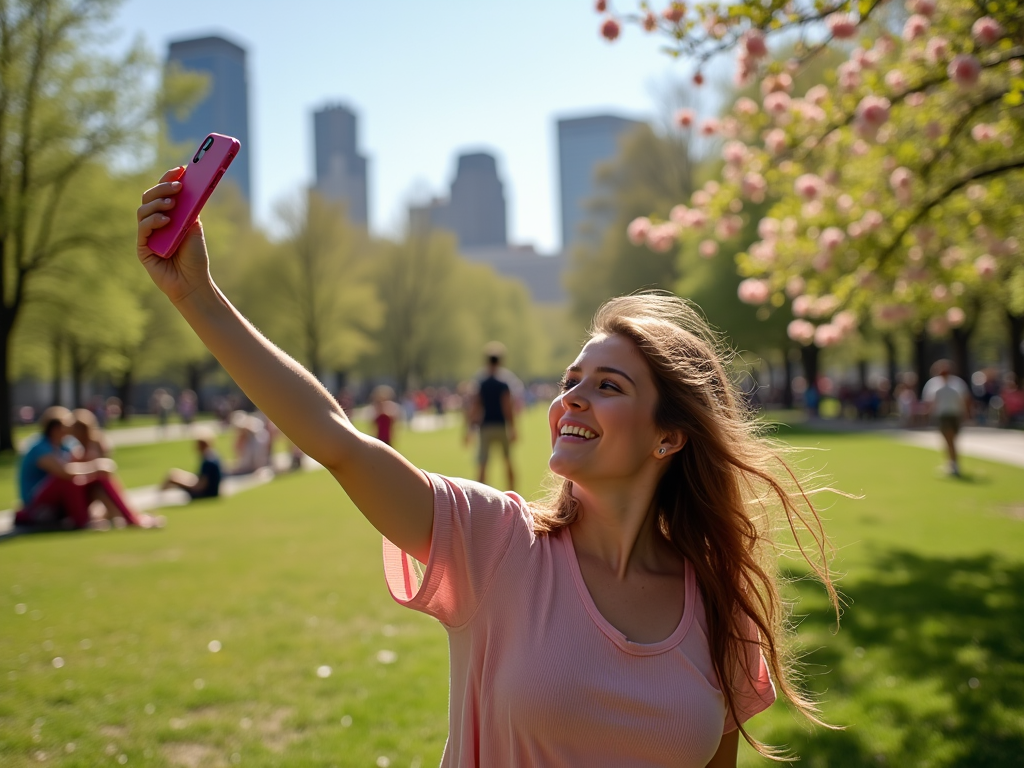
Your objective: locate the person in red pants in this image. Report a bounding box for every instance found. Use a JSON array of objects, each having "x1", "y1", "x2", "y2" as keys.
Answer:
[{"x1": 15, "y1": 406, "x2": 158, "y2": 530}]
